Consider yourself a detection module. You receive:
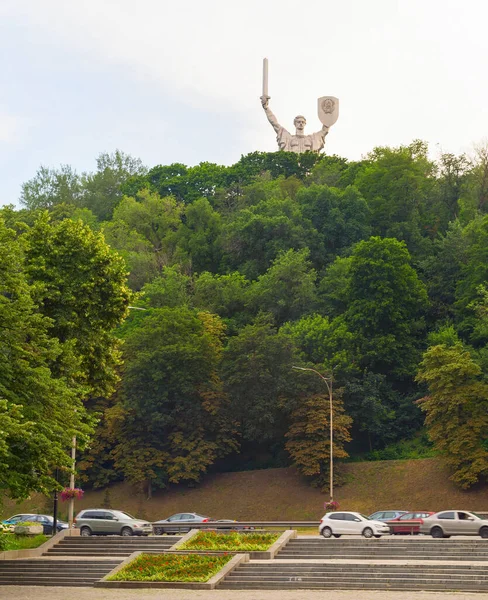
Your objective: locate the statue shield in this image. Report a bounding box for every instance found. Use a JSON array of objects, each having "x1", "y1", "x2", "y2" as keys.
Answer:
[{"x1": 318, "y1": 96, "x2": 339, "y2": 127}]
